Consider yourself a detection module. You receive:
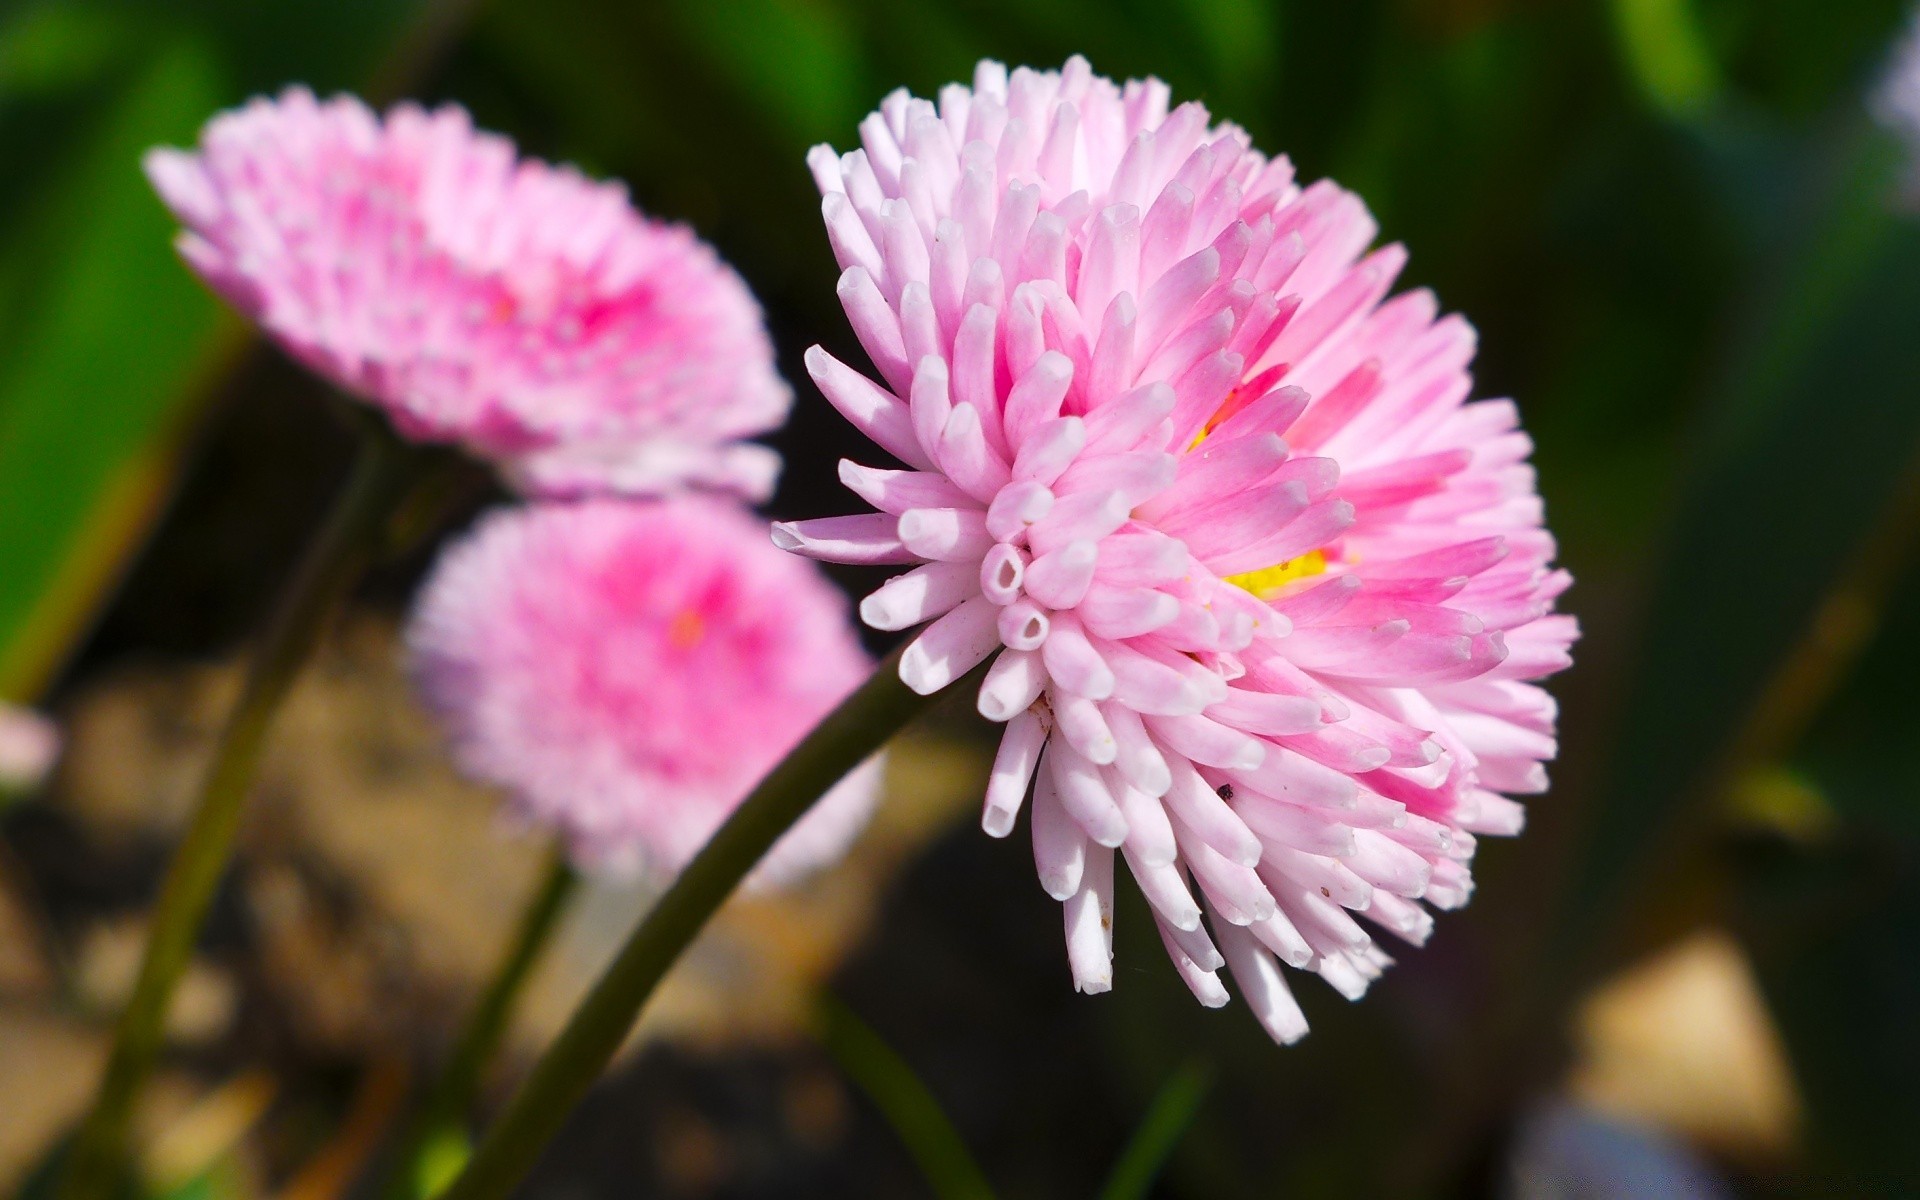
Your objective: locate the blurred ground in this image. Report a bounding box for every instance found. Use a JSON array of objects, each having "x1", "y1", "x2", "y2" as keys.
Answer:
[
  {"x1": 0, "y1": 607, "x2": 1810, "y2": 1197},
  {"x1": 1, "y1": 612, "x2": 992, "y2": 1194}
]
